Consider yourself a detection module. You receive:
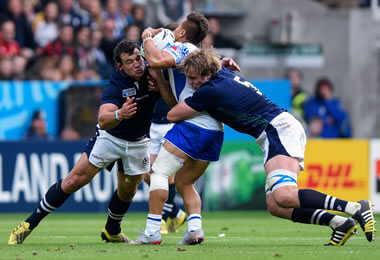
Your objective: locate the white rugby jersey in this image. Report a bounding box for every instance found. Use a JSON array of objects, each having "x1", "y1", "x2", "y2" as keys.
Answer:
[{"x1": 163, "y1": 41, "x2": 223, "y2": 131}]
